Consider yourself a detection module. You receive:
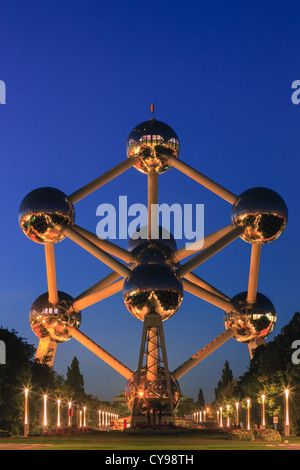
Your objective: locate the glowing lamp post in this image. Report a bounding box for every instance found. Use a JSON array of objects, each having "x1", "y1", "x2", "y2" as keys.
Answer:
[
  {"x1": 246, "y1": 399, "x2": 251, "y2": 430},
  {"x1": 43, "y1": 394, "x2": 48, "y2": 428},
  {"x1": 24, "y1": 388, "x2": 29, "y2": 437},
  {"x1": 235, "y1": 402, "x2": 239, "y2": 427},
  {"x1": 284, "y1": 389, "x2": 290, "y2": 436},
  {"x1": 261, "y1": 394, "x2": 266, "y2": 429},
  {"x1": 226, "y1": 405, "x2": 230, "y2": 427},
  {"x1": 83, "y1": 406, "x2": 87, "y2": 427},
  {"x1": 219, "y1": 407, "x2": 223, "y2": 428},
  {"x1": 57, "y1": 399, "x2": 61, "y2": 428}
]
